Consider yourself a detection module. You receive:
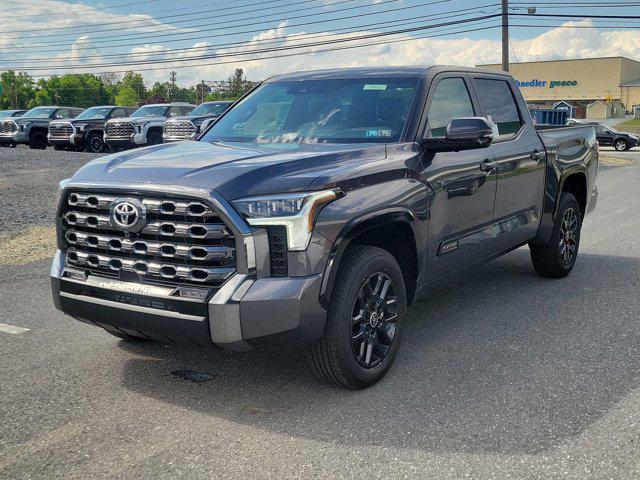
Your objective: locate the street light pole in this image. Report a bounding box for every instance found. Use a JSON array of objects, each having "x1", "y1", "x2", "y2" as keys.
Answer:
[{"x1": 502, "y1": 0, "x2": 509, "y2": 72}]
